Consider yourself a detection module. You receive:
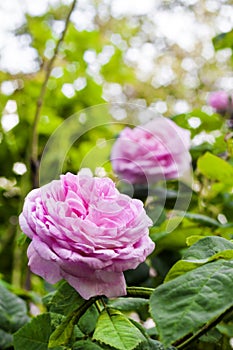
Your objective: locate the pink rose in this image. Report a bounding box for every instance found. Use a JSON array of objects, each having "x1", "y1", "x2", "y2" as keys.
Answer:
[
  {"x1": 111, "y1": 117, "x2": 191, "y2": 184},
  {"x1": 208, "y1": 91, "x2": 230, "y2": 111},
  {"x1": 19, "y1": 172, "x2": 154, "y2": 299}
]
